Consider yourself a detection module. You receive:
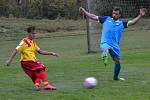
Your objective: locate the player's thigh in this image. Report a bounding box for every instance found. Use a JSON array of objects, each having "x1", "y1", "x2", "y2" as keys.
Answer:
[
  {"x1": 22, "y1": 67, "x2": 34, "y2": 77},
  {"x1": 109, "y1": 49, "x2": 120, "y2": 64}
]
